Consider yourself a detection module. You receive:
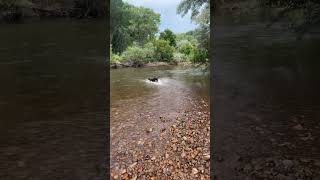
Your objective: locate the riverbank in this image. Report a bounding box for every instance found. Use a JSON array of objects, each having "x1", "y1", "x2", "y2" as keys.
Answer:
[
  {"x1": 111, "y1": 99, "x2": 209, "y2": 179},
  {"x1": 0, "y1": 1, "x2": 106, "y2": 23},
  {"x1": 110, "y1": 61, "x2": 193, "y2": 69}
]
